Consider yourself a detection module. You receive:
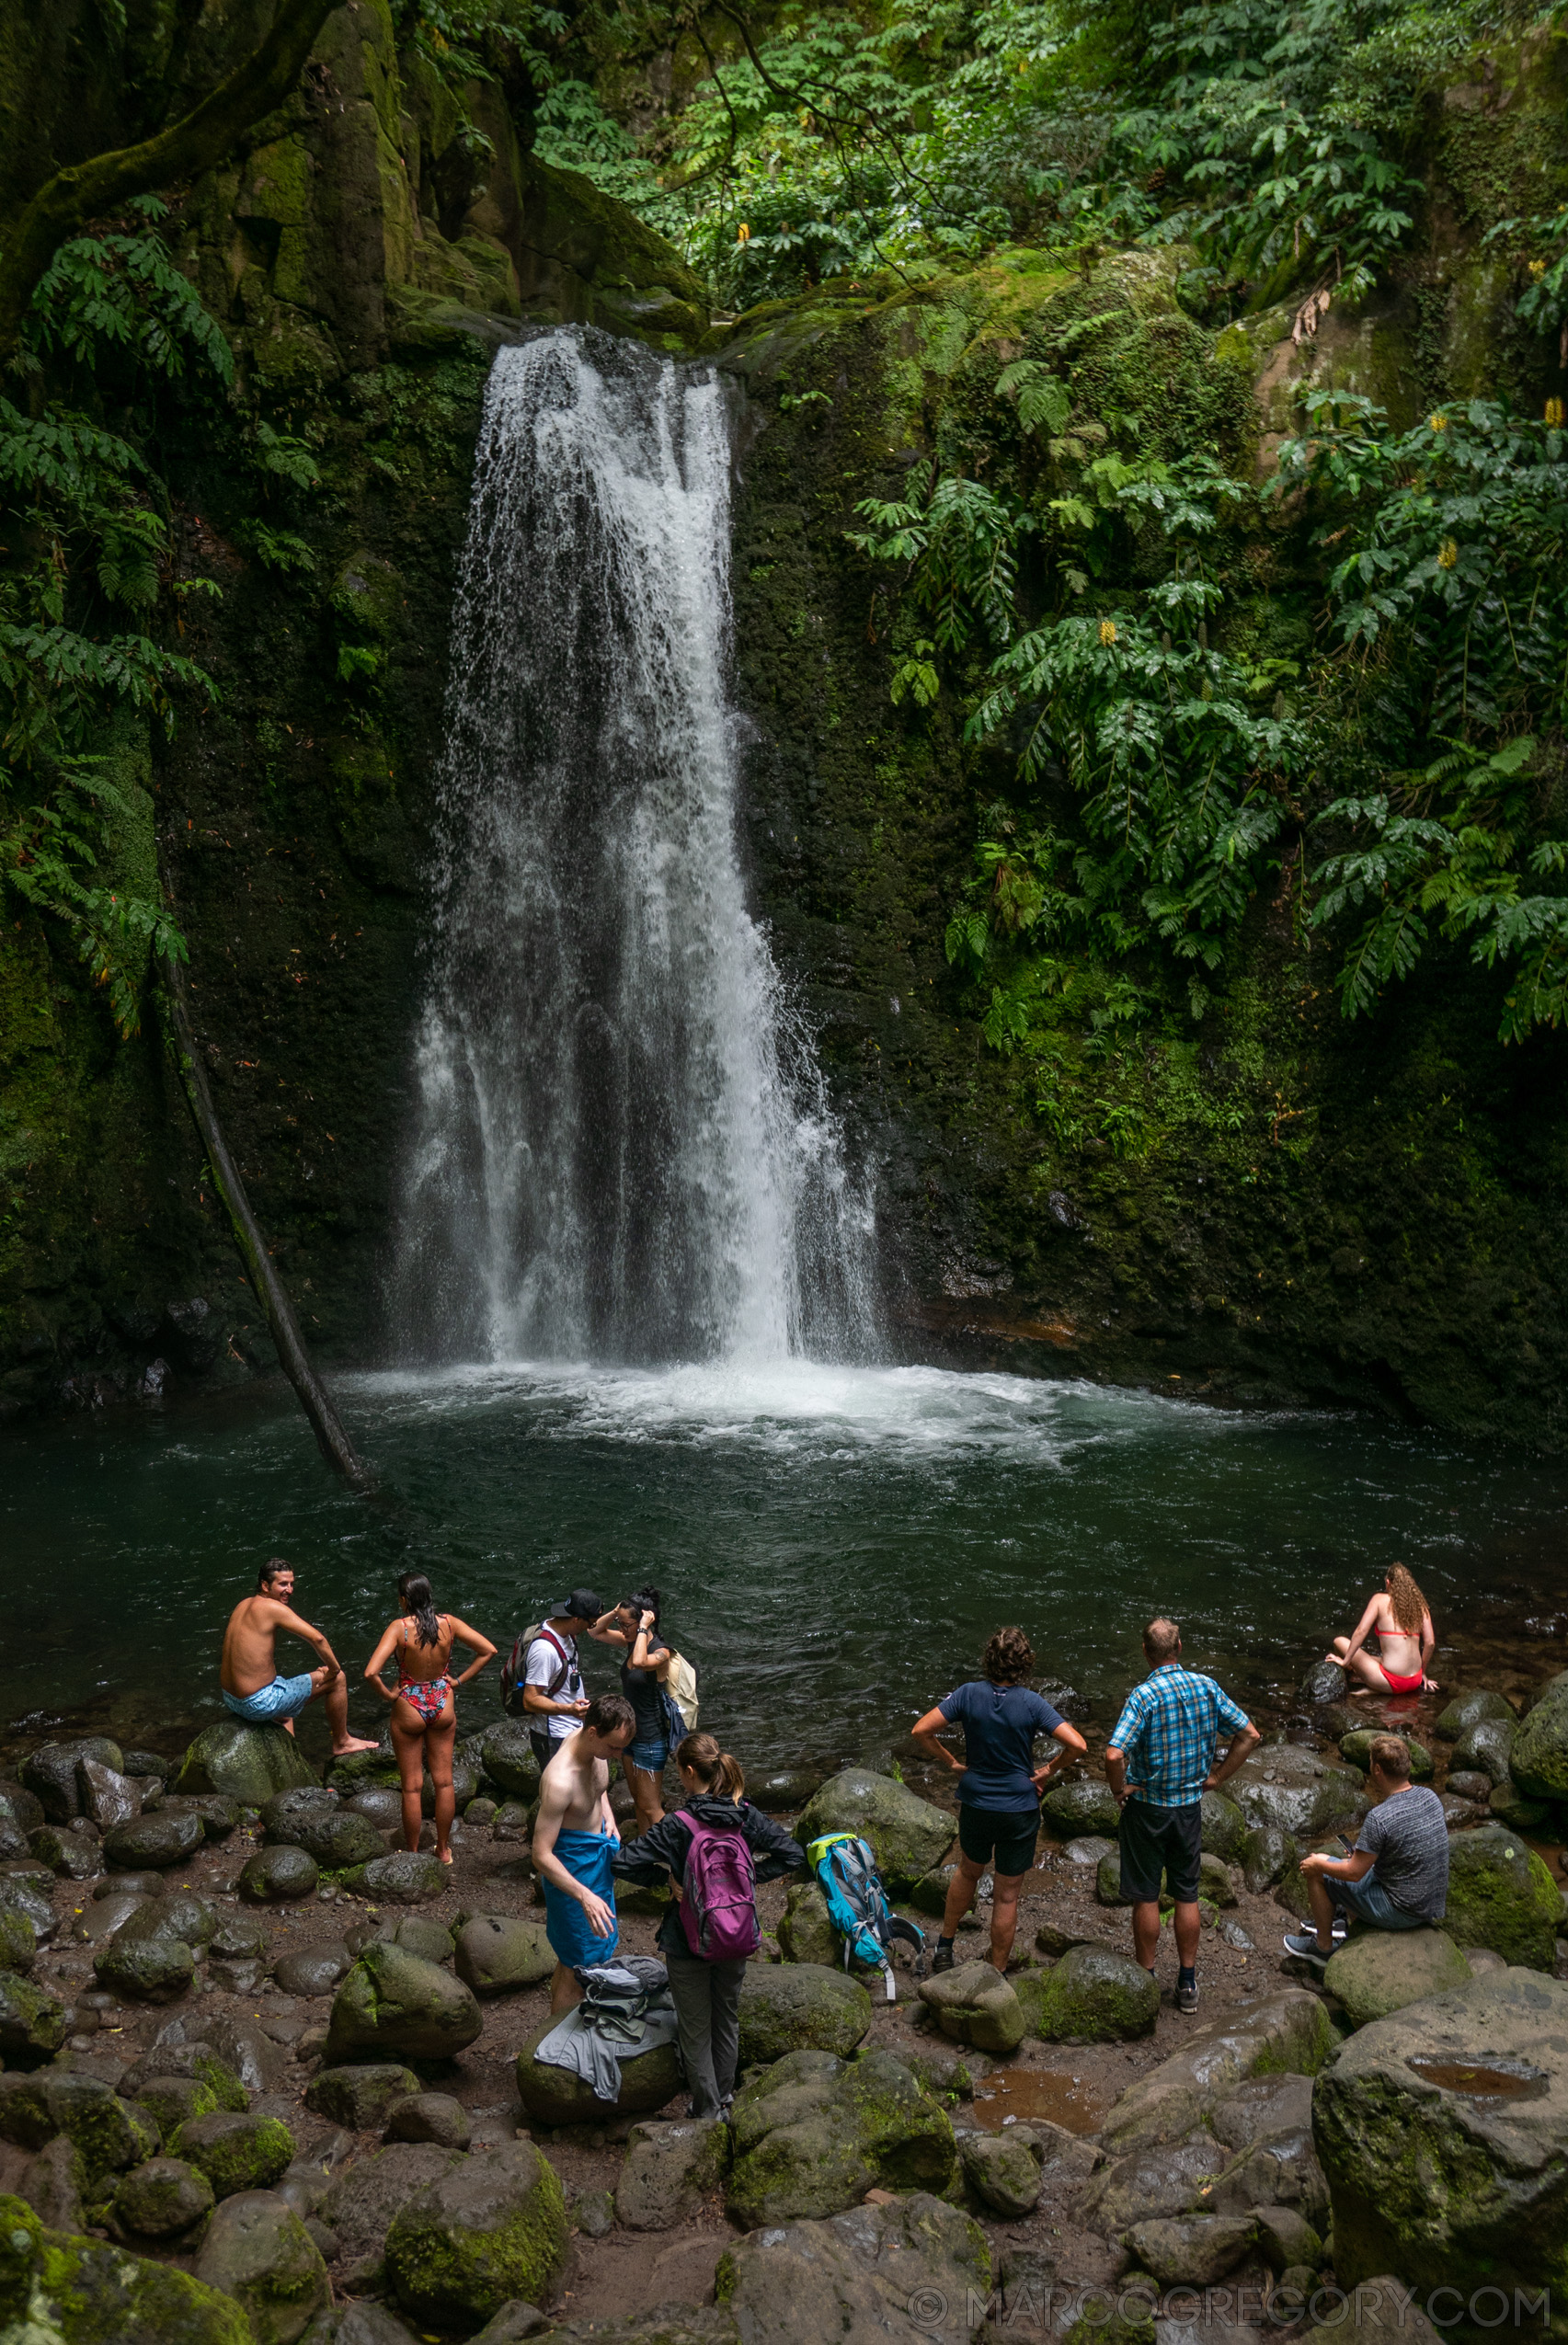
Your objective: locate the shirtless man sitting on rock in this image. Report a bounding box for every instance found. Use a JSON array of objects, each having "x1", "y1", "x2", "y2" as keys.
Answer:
[
  {"x1": 220, "y1": 1559, "x2": 380, "y2": 1754},
  {"x1": 532, "y1": 1690, "x2": 635, "y2": 2014}
]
